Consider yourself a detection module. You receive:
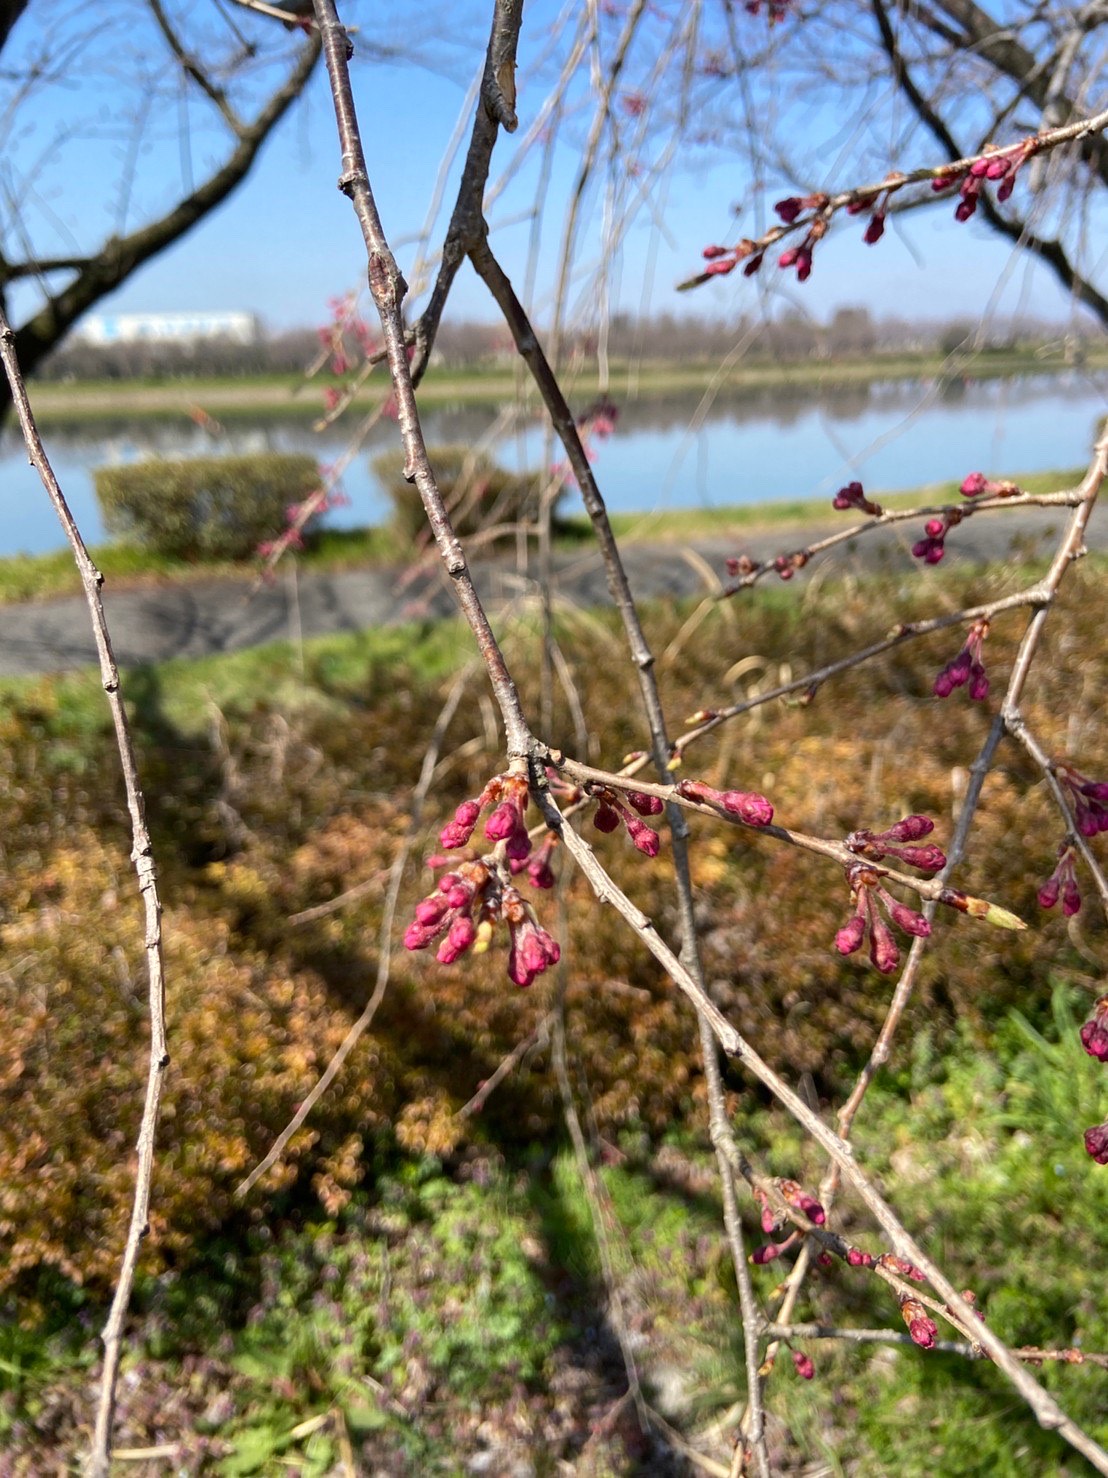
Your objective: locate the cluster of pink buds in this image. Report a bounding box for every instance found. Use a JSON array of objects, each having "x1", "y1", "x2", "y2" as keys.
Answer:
[
  {"x1": 832, "y1": 480, "x2": 882, "y2": 516},
  {"x1": 792, "y1": 1350, "x2": 814, "y2": 1379},
  {"x1": 1055, "y1": 762, "x2": 1108, "y2": 838},
  {"x1": 834, "y1": 863, "x2": 931, "y2": 974},
  {"x1": 845, "y1": 814, "x2": 947, "y2": 872},
  {"x1": 256, "y1": 476, "x2": 349, "y2": 562},
  {"x1": 899, "y1": 1296, "x2": 938, "y2": 1349},
  {"x1": 912, "y1": 507, "x2": 964, "y2": 564},
  {"x1": 959, "y1": 471, "x2": 1022, "y2": 499},
  {"x1": 1080, "y1": 996, "x2": 1108, "y2": 1062},
  {"x1": 744, "y1": 0, "x2": 792, "y2": 19},
  {"x1": 933, "y1": 618, "x2": 989, "y2": 701},
  {"x1": 700, "y1": 240, "x2": 765, "y2": 279},
  {"x1": 318, "y1": 291, "x2": 377, "y2": 377},
  {"x1": 404, "y1": 859, "x2": 561, "y2": 988},
  {"x1": 932, "y1": 141, "x2": 1035, "y2": 222},
  {"x1": 845, "y1": 182, "x2": 898, "y2": 246},
  {"x1": 676, "y1": 778, "x2": 775, "y2": 826},
  {"x1": 1084, "y1": 1124, "x2": 1108, "y2": 1165},
  {"x1": 589, "y1": 786, "x2": 664, "y2": 857},
  {"x1": 1038, "y1": 842, "x2": 1081, "y2": 917},
  {"x1": 439, "y1": 773, "x2": 532, "y2": 857},
  {"x1": 750, "y1": 1178, "x2": 825, "y2": 1265},
  {"x1": 552, "y1": 397, "x2": 620, "y2": 484}
]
